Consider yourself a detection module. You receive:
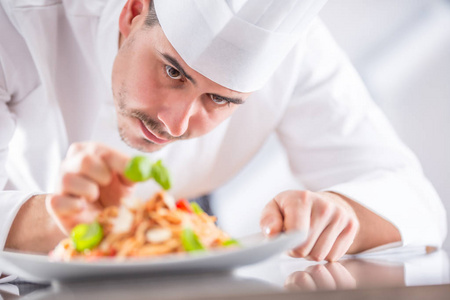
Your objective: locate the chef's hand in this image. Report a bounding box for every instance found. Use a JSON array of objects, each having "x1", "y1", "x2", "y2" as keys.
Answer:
[
  {"x1": 46, "y1": 142, "x2": 134, "y2": 235},
  {"x1": 284, "y1": 262, "x2": 356, "y2": 291},
  {"x1": 260, "y1": 191, "x2": 359, "y2": 262}
]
